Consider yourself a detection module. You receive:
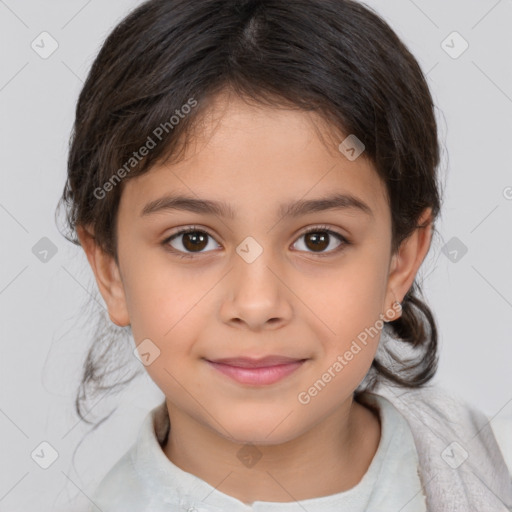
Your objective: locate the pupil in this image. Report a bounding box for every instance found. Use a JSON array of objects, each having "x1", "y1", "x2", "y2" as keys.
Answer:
[
  {"x1": 183, "y1": 232, "x2": 207, "y2": 251},
  {"x1": 306, "y1": 232, "x2": 328, "y2": 251}
]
